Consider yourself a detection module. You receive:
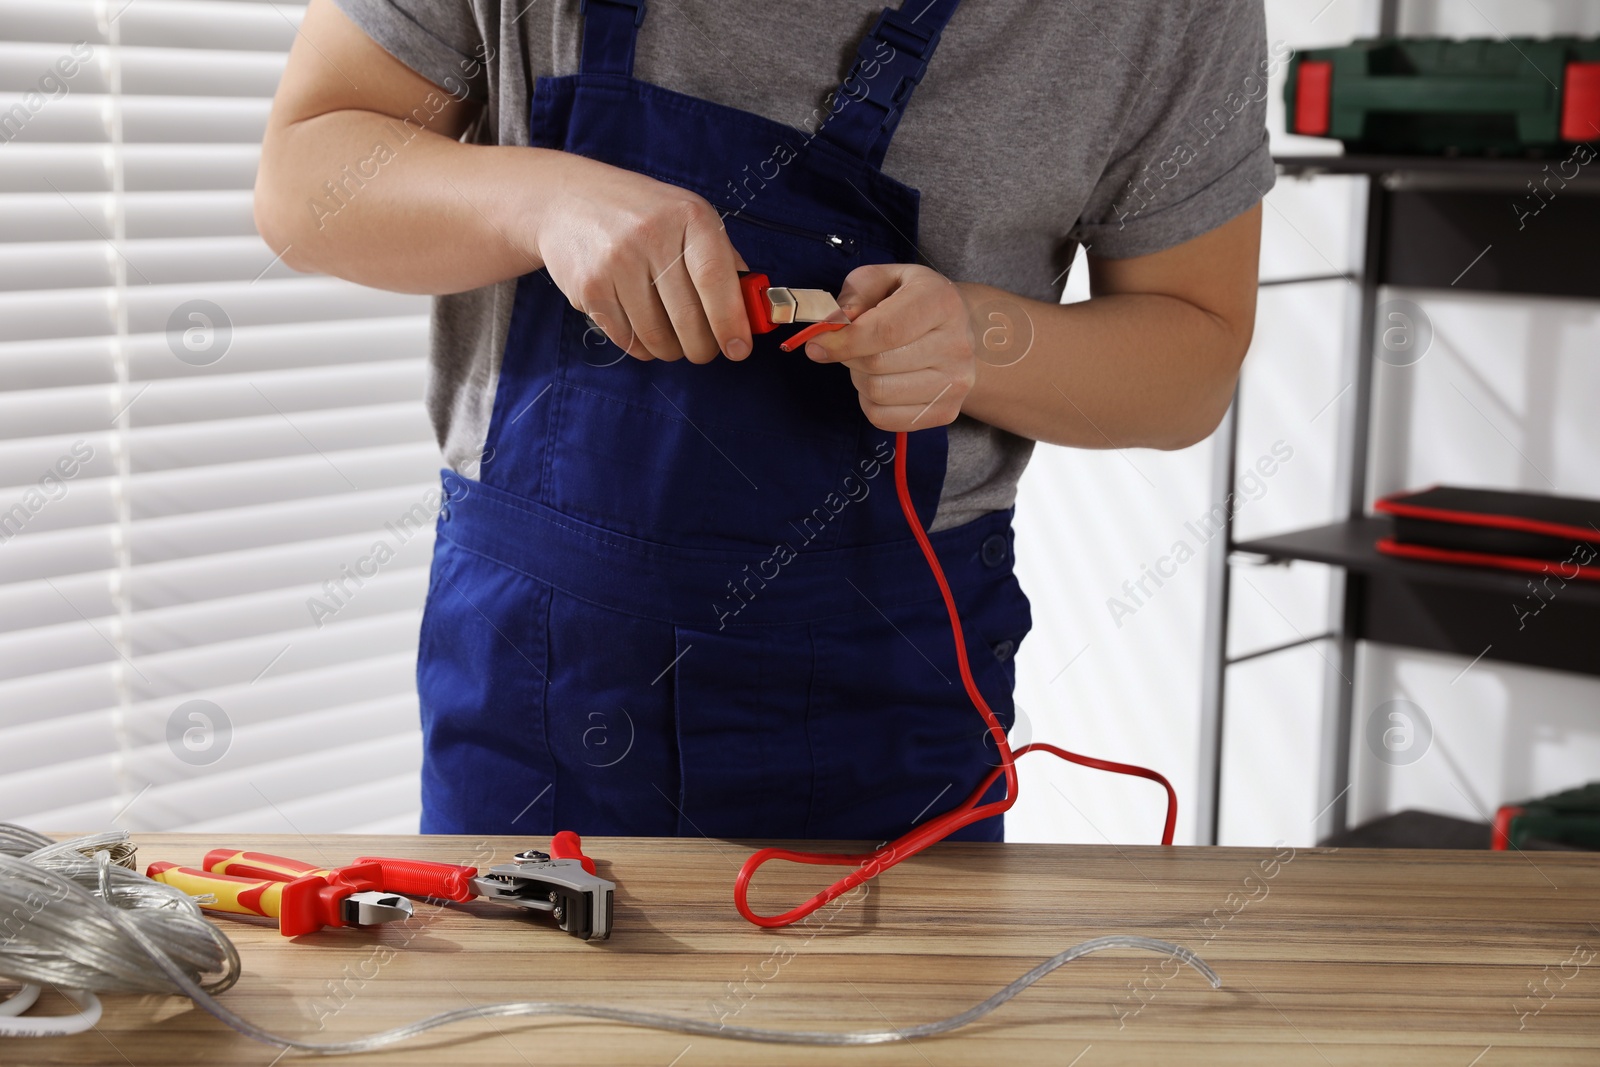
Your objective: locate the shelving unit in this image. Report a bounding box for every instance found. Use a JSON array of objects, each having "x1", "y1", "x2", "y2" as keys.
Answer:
[
  {"x1": 1237, "y1": 516, "x2": 1600, "y2": 676},
  {"x1": 1193, "y1": 141, "x2": 1600, "y2": 844}
]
